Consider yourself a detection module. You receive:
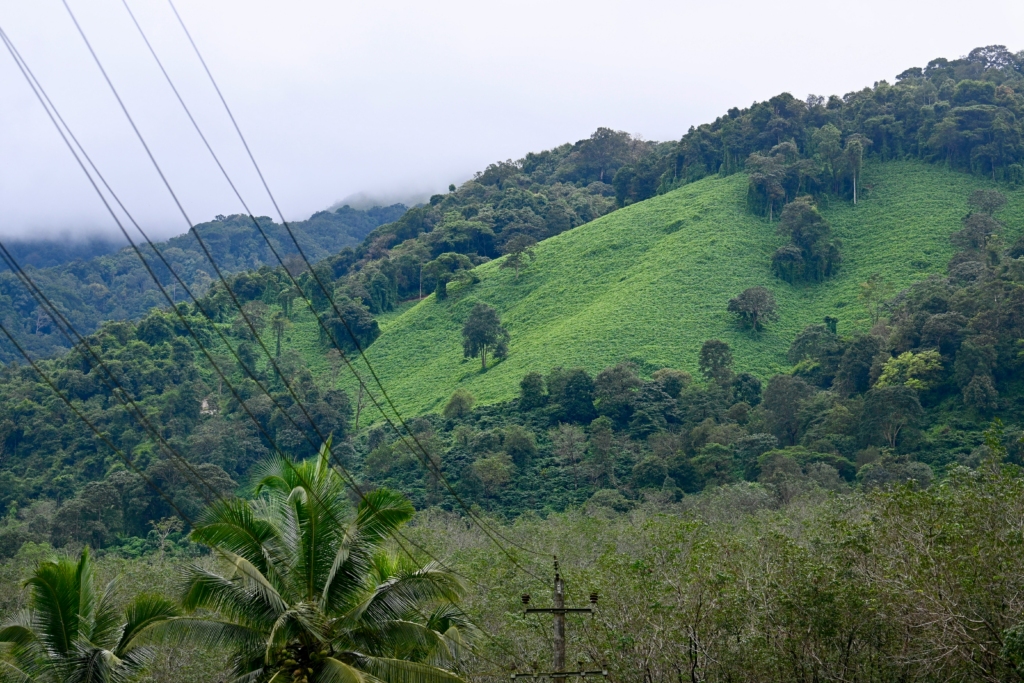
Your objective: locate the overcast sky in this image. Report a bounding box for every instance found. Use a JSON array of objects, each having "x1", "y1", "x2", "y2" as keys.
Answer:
[{"x1": 1, "y1": 0, "x2": 1022, "y2": 241}]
